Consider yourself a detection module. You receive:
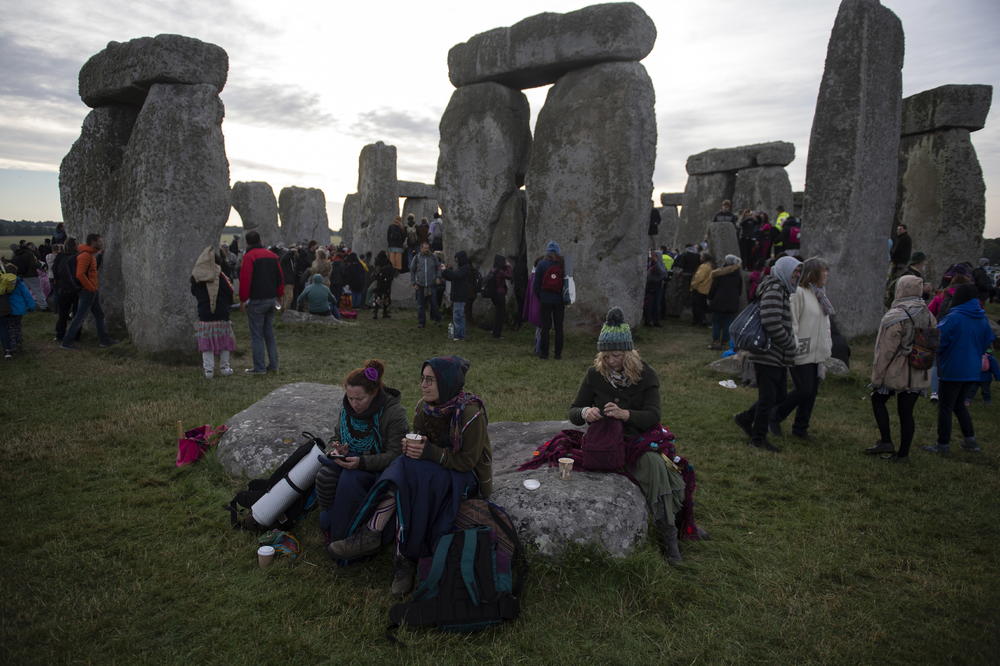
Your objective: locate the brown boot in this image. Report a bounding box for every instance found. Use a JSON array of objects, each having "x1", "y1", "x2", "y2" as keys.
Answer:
[{"x1": 390, "y1": 556, "x2": 416, "y2": 597}]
